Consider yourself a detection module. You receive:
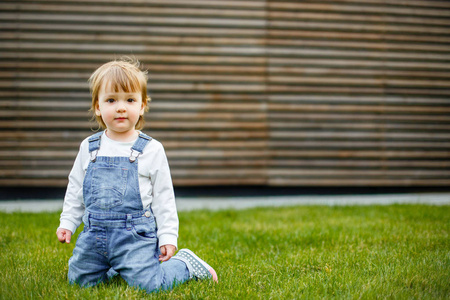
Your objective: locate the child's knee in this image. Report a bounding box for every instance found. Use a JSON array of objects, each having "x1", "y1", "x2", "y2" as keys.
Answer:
[
  {"x1": 68, "y1": 261, "x2": 108, "y2": 288},
  {"x1": 68, "y1": 270, "x2": 107, "y2": 288}
]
